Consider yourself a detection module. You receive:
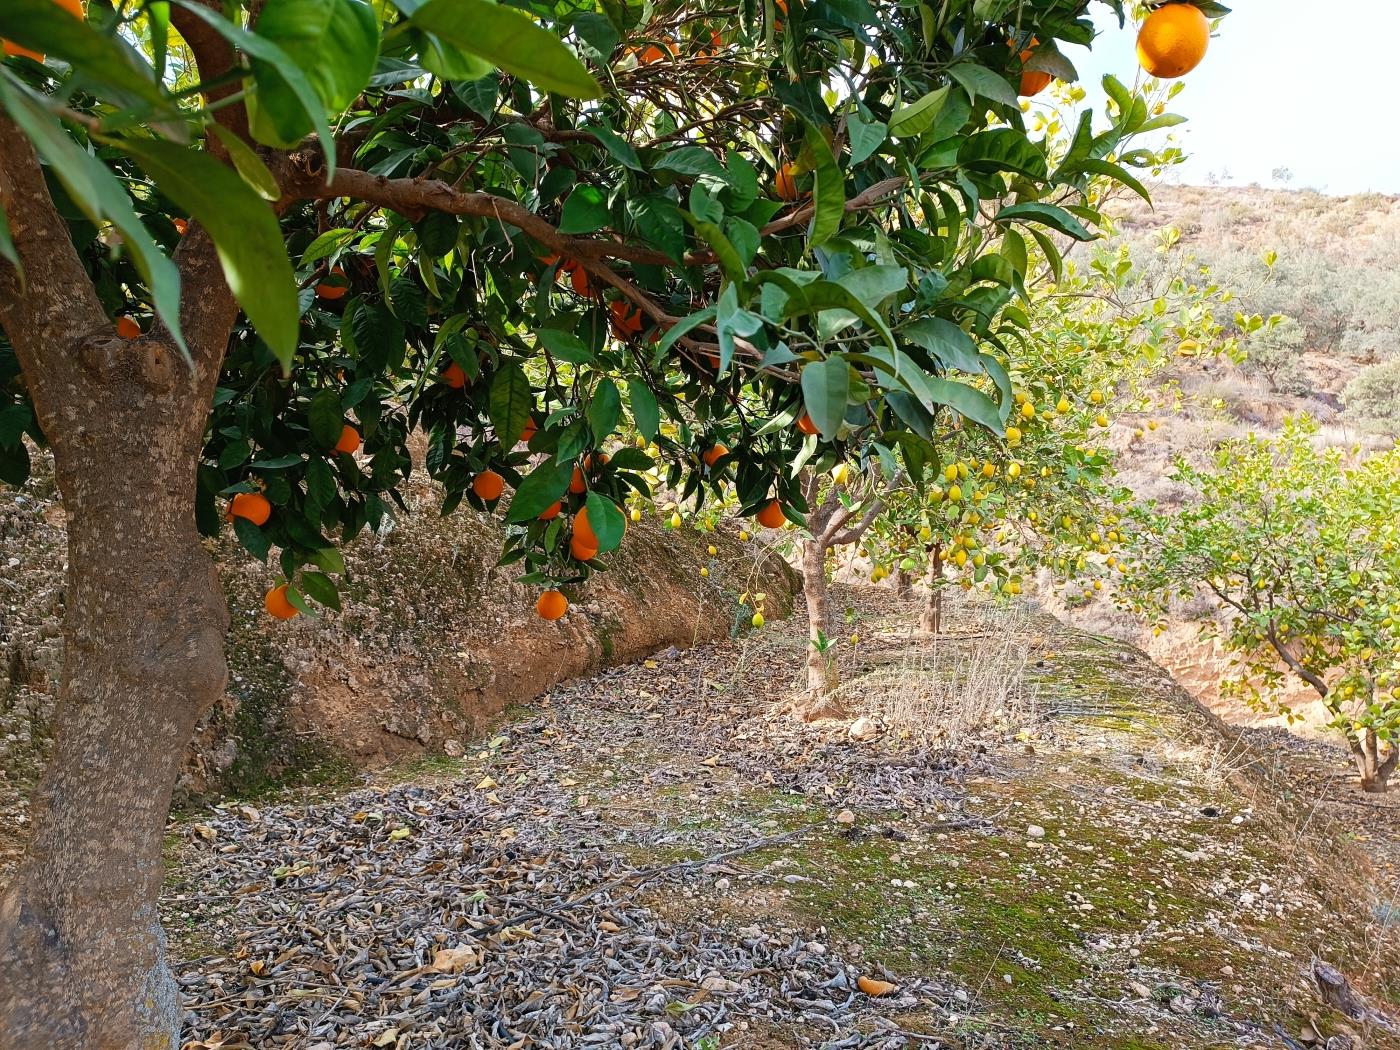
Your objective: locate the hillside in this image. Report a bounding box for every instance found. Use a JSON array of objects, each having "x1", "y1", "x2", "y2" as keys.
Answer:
[{"x1": 1048, "y1": 185, "x2": 1400, "y2": 734}]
